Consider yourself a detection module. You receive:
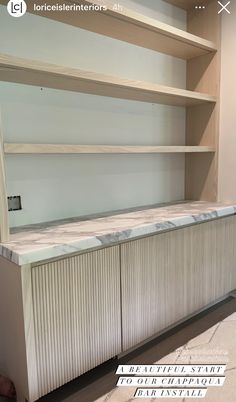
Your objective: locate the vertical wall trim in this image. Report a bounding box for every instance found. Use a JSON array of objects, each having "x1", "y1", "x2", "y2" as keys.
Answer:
[{"x1": 0, "y1": 108, "x2": 9, "y2": 242}]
